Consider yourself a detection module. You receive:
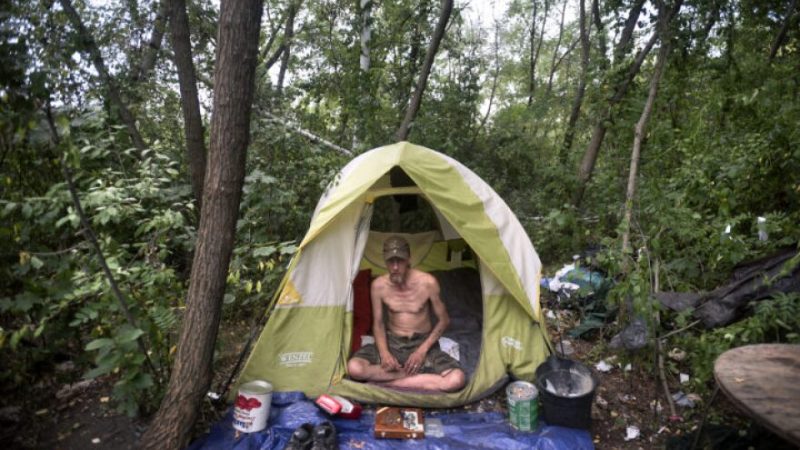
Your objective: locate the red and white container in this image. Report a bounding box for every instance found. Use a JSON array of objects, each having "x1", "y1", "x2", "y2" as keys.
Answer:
[
  {"x1": 316, "y1": 394, "x2": 363, "y2": 419},
  {"x1": 232, "y1": 380, "x2": 273, "y2": 433}
]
